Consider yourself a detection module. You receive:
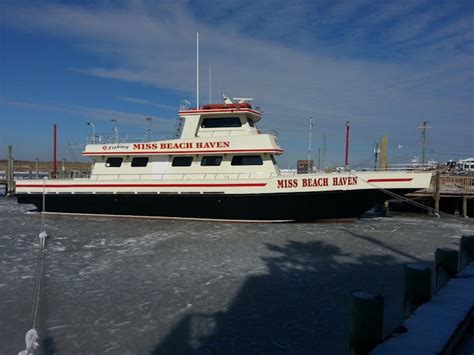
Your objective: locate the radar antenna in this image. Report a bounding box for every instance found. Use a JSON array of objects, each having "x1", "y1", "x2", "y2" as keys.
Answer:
[
  {"x1": 180, "y1": 99, "x2": 191, "y2": 111},
  {"x1": 233, "y1": 97, "x2": 254, "y2": 104},
  {"x1": 222, "y1": 94, "x2": 233, "y2": 104}
]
